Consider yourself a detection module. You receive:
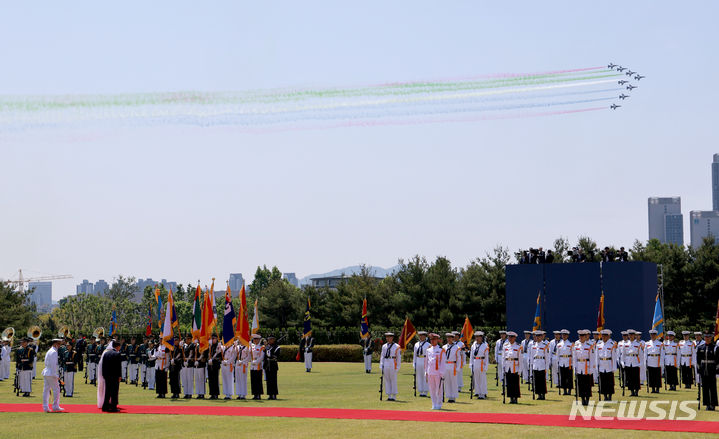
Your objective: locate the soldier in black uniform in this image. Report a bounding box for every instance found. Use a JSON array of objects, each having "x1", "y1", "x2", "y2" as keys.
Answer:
[
  {"x1": 169, "y1": 336, "x2": 183, "y2": 399},
  {"x1": 697, "y1": 332, "x2": 718, "y2": 411},
  {"x1": 119, "y1": 338, "x2": 128, "y2": 383},
  {"x1": 194, "y1": 340, "x2": 208, "y2": 399},
  {"x1": 62, "y1": 343, "x2": 79, "y2": 397},
  {"x1": 16, "y1": 338, "x2": 35, "y2": 396},
  {"x1": 74, "y1": 337, "x2": 87, "y2": 373},
  {"x1": 128, "y1": 337, "x2": 140, "y2": 385},
  {"x1": 183, "y1": 336, "x2": 196, "y2": 398},
  {"x1": 138, "y1": 337, "x2": 148, "y2": 388},
  {"x1": 360, "y1": 335, "x2": 373, "y2": 373},
  {"x1": 207, "y1": 334, "x2": 222, "y2": 399},
  {"x1": 264, "y1": 335, "x2": 281, "y2": 400}
]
